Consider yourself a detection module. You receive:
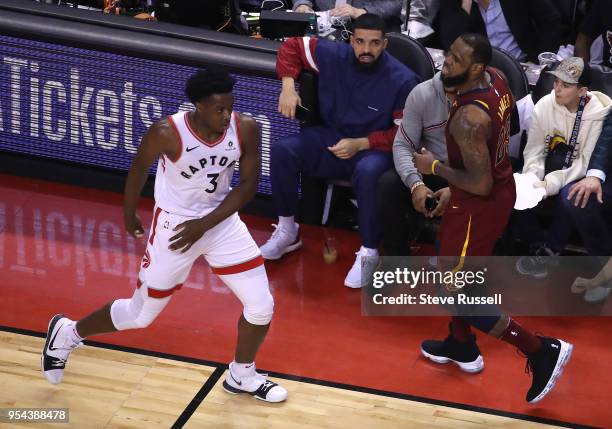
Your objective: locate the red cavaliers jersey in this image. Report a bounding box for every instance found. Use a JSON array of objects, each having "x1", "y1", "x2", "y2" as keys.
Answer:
[{"x1": 445, "y1": 68, "x2": 514, "y2": 202}]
